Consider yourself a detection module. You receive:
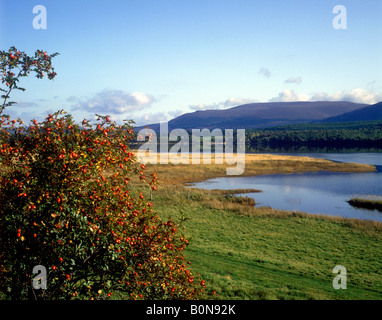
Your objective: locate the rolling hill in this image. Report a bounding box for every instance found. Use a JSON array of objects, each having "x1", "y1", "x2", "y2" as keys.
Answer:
[
  {"x1": 135, "y1": 101, "x2": 369, "y2": 132},
  {"x1": 320, "y1": 101, "x2": 382, "y2": 123}
]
